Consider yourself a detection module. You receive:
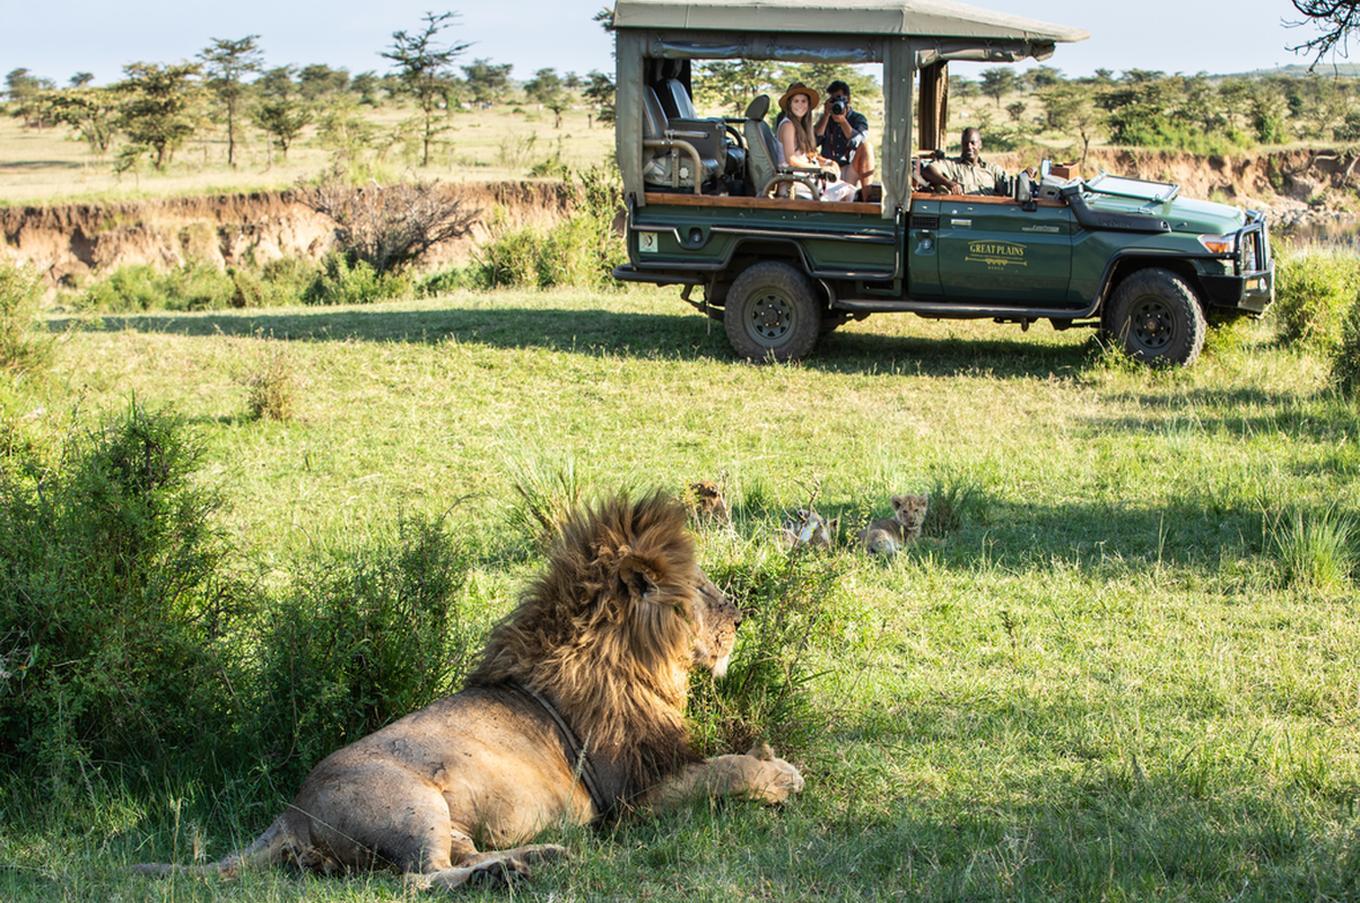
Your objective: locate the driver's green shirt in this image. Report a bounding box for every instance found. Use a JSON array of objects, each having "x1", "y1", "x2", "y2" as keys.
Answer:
[{"x1": 933, "y1": 156, "x2": 1008, "y2": 195}]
